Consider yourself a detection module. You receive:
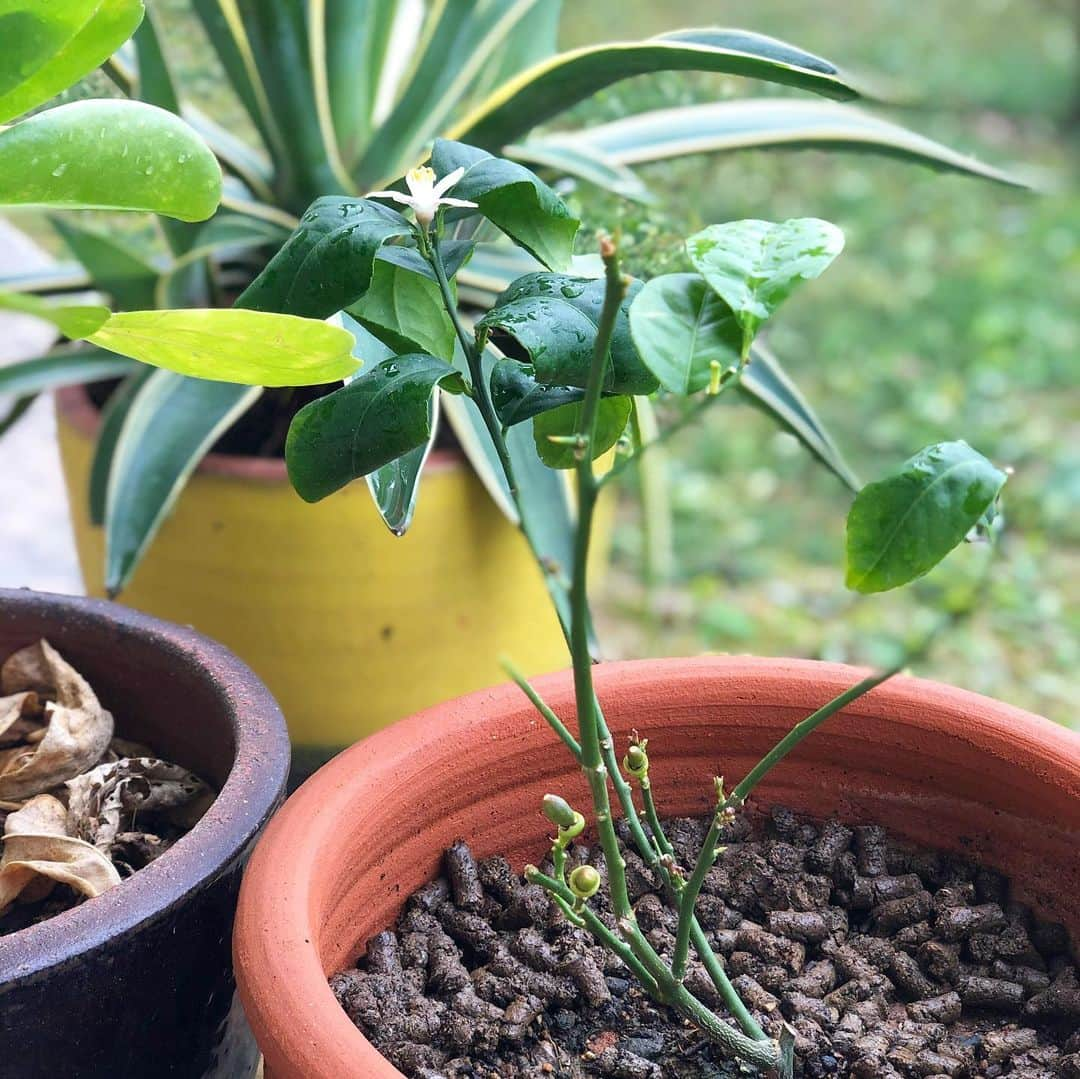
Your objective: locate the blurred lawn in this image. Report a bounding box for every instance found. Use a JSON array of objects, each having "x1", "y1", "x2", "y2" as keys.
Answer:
[{"x1": 557, "y1": 1, "x2": 1078, "y2": 725}]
